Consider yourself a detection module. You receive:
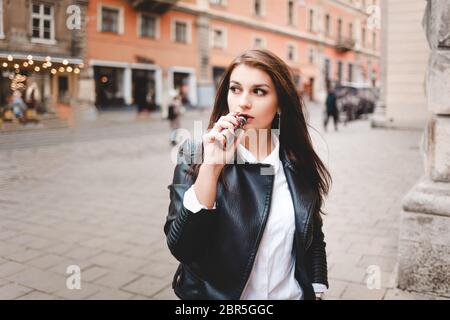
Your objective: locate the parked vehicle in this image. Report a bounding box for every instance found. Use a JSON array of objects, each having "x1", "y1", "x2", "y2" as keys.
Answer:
[{"x1": 335, "y1": 82, "x2": 379, "y2": 123}]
